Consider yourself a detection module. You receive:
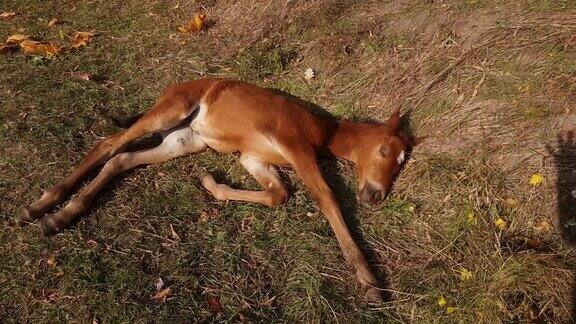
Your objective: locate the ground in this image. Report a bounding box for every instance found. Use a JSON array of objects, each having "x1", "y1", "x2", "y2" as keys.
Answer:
[{"x1": 1, "y1": 0, "x2": 575, "y2": 322}]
